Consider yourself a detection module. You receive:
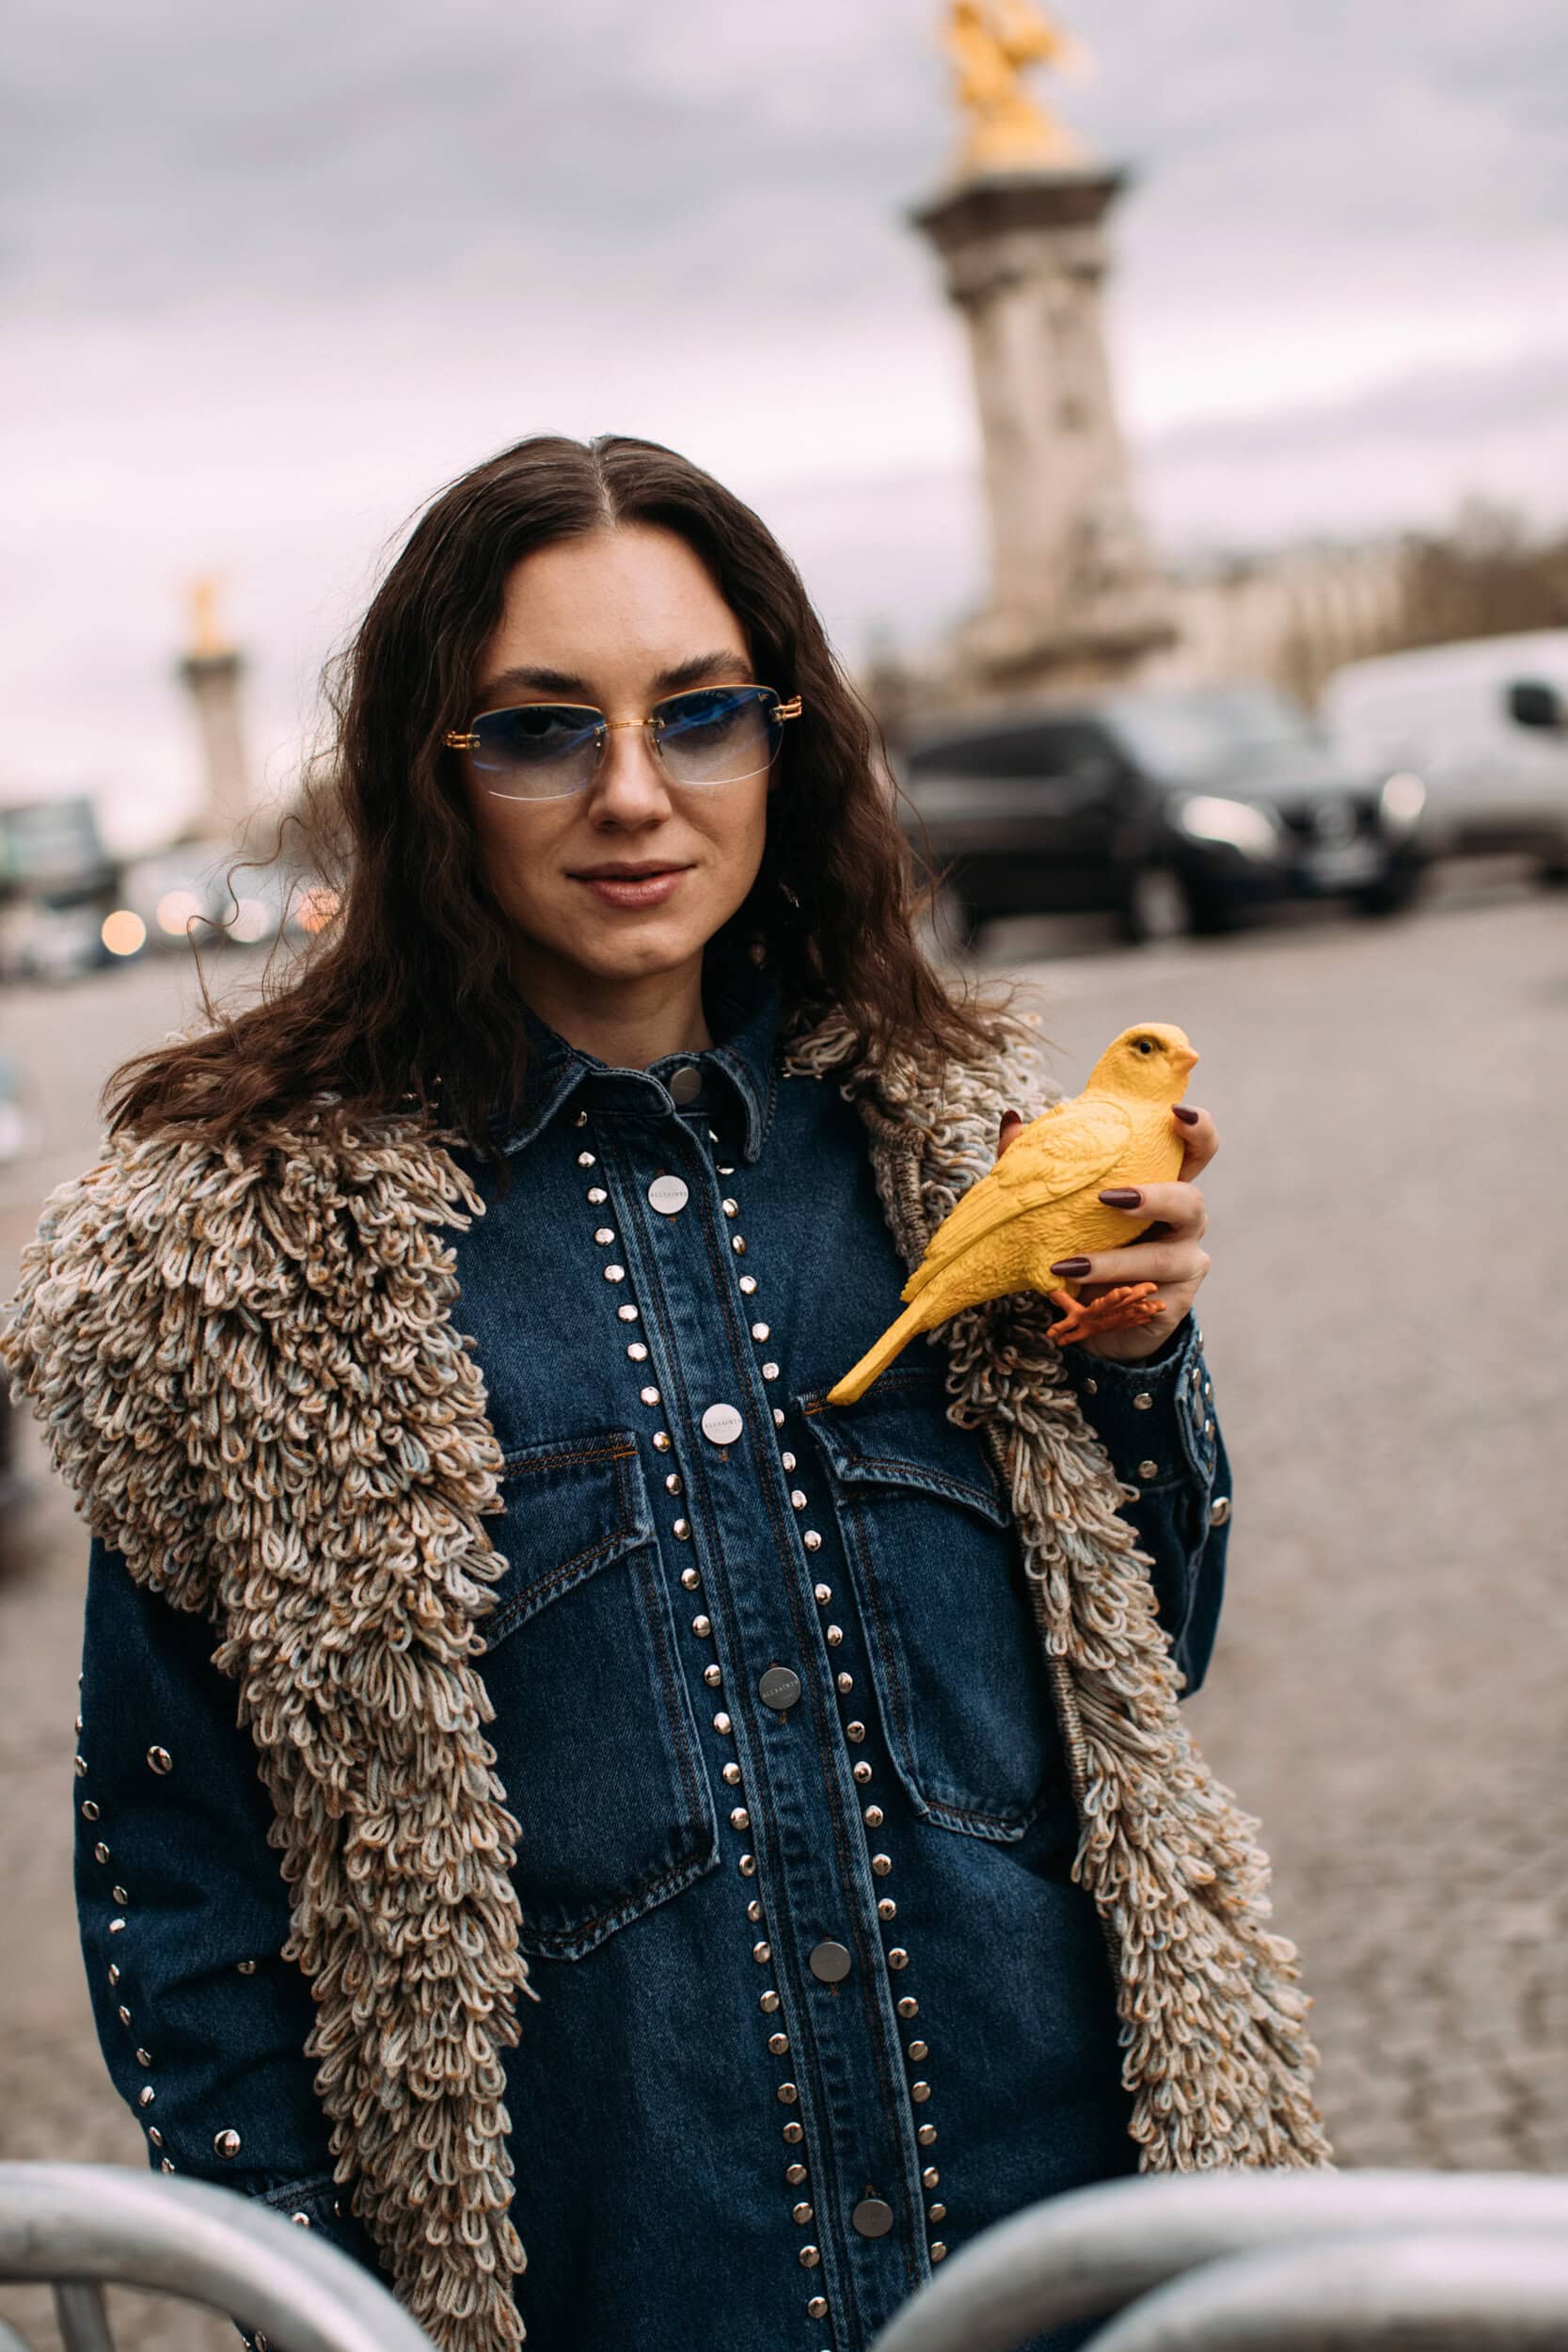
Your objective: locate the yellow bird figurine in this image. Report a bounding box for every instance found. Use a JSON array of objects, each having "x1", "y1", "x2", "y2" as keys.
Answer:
[{"x1": 827, "y1": 1023, "x2": 1199, "y2": 1406}]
